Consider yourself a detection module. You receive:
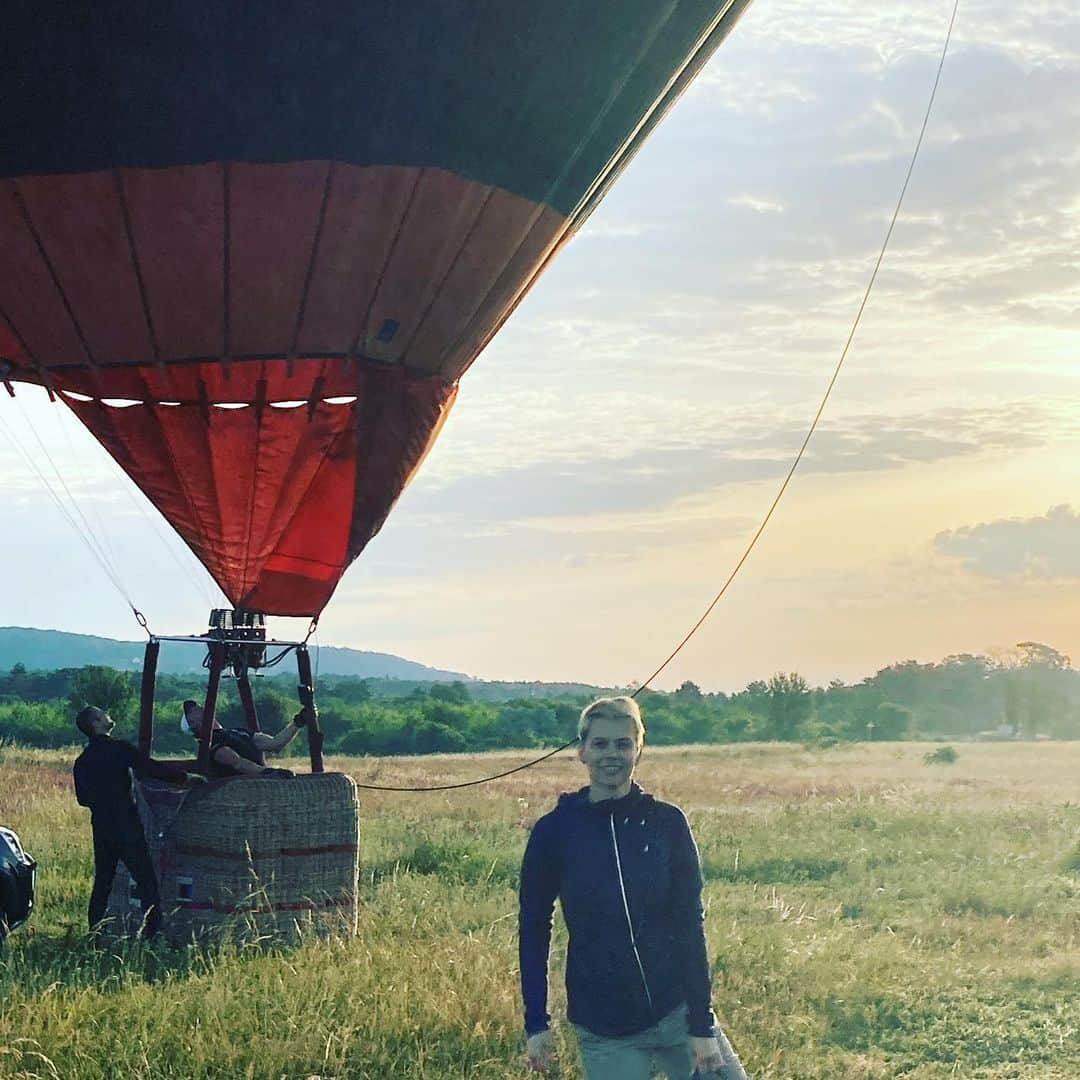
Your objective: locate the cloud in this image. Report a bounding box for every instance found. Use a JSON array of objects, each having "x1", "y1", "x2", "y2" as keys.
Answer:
[
  {"x1": 934, "y1": 504, "x2": 1080, "y2": 580},
  {"x1": 426, "y1": 389, "x2": 1072, "y2": 490},
  {"x1": 576, "y1": 220, "x2": 659, "y2": 241},
  {"x1": 715, "y1": 1, "x2": 1080, "y2": 75},
  {"x1": 728, "y1": 193, "x2": 786, "y2": 214},
  {"x1": 362, "y1": 399, "x2": 1077, "y2": 609},
  {"x1": 573, "y1": 1, "x2": 1080, "y2": 356}
]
